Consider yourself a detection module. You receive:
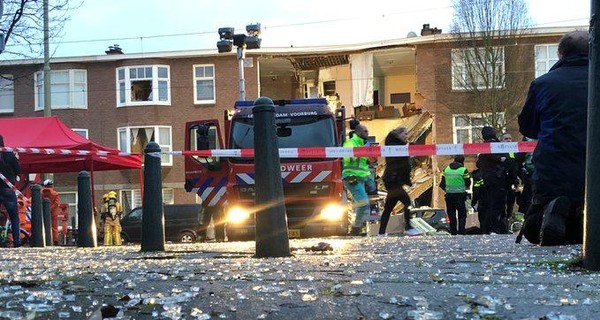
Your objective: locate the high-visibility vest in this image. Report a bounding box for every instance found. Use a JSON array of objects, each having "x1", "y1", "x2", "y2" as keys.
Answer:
[
  {"x1": 342, "y1": 135, "x2": 371, "y2": 178},
  {"x1": 443, "y1": 165, "x2": 470, "y2": 193}
]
